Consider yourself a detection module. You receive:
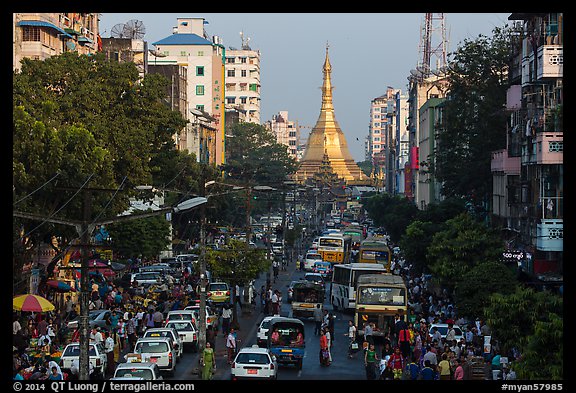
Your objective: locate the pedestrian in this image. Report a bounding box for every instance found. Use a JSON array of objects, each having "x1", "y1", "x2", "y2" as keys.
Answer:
[
  {"x1": 328, "y1": 312, "x2": 335, "y2": 344},
  {"x1": 221, "y1": 304, "x2": 232, "y2": 336},
  {"x1": 453, "y1": 358, "x2": 464, "y2": 380},
  {"x1": 144, "y1": 310, "x2": 155, "y2": 331},
  {"x1": 200, "y1": 341, "x2": 216, "y2": 380},
  {"x1": 319, "y1": 330, "x2": 330, "y2": 366},
  {"x1": 126, "y1": 313, "x2": 137, "y2": 351},
  {"x1": 116, "y1": 318, "x2": 126, "y2": 351},
  {"x1": 345, "y1": 320, "x2": 357, "y2": 358},
  {"x1": 235, "y1": 284, "x2": 242, "y2": 308},
  {"x1": 90, "y1": 327, "x2": 103, "y2": 345},
  {"x1": 271, "y1": 290, "x2": 280, "y2": 315},
  {"x1": 152, "y1": 308, "x2": 164, "y2": 328},
  {"x1": 389, "y1": 346, "x2": 405, "y2": 380},
  {"x1": 47, "y1": 366, "x2": 63, "y2": 380},
  {"x1": 438, "y1": 352, "x2": 452, "y2": 380},
  {"x1": 405, "y1": 355, "x2": 421, "y2": 380},
  {"x1": 419, "y1": 360, "x2": 436, "y2": 380},
  {"x1": 259, "y1": 285, "x2": 266, "y2": 313},
  {"x1": 398, "y1": 322, "x2": 412, "y2": 359},
  {"x1": 226, "y1": 328, "x2": 237, "y2": 364},
  {"x1": 313, "y1": 304, "x2": 323, "y2": 336},
  {"x1": 324, "y1": 327, "x2": 332, "y2": 363},
  {"x1": 363, "y1": 321, "x2": 374, "y2": 347},
  {"x1": 206, "y1": 325, "x2": 216, "y2": 351},
  {"x1": 103, "y1": 330, "x2": 115, "y2": 376},
  {"x1": 364, "y1": 342, "x2": 378, "y2": 380}
]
